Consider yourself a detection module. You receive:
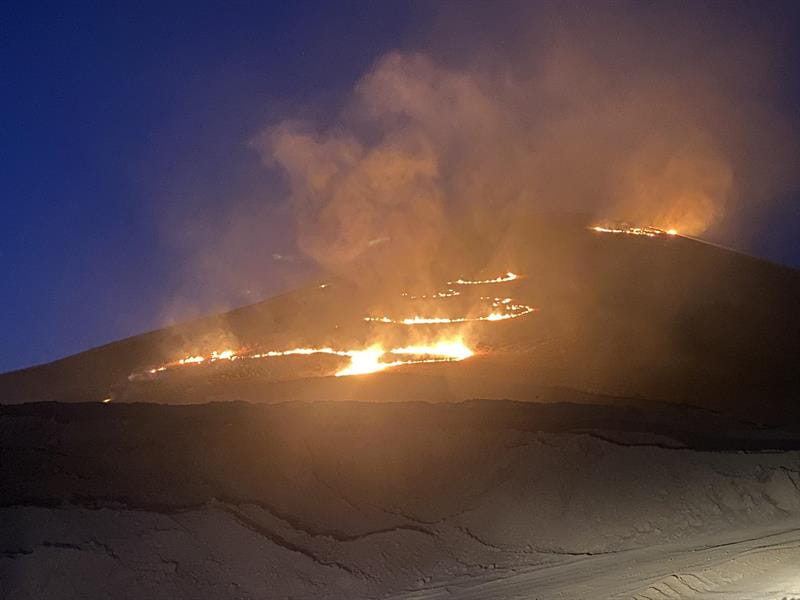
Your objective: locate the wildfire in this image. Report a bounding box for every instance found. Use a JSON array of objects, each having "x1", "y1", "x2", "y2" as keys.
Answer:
[
  {"x1": 400, "y1": 289, "x2": 461, "y2": 299},
  {"x1": 133, "y1": 338, "x2": 474, "y2": 379},
  {"x1": 363, "y1": 303, "x2": 535, "y2": 325},
  {"x1": 366, "y1": 273, "x2": 534, "y2": 325},
  {"x1": 448, "y1": 272, "x2": 519, "y2": 285},
  {"x1": 335, "y1": 340, "x2": 473, "y2": 376},
  {"x1": 130, "y1": 271, "x2": 532, "y2": 382},
  {"x1": 178, "y1": 355, "x2": 205, "y2": 365},
  {"x1": 392, "y1": 340, "x2": 474, "y2": 360},
  {"x1": 590, "y1": 225, "x2": 679, "y2": 237}
]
